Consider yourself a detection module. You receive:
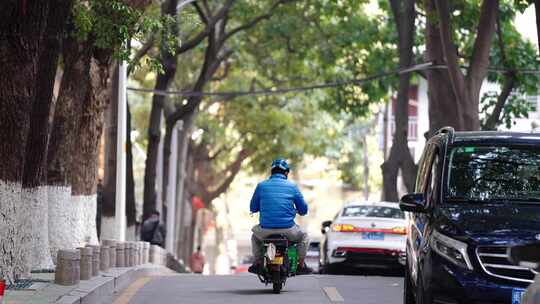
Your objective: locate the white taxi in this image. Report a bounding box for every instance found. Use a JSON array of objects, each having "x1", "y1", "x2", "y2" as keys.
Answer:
[{"x1": 320, "y1": 201, "x2": 406, "y2": 273}]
